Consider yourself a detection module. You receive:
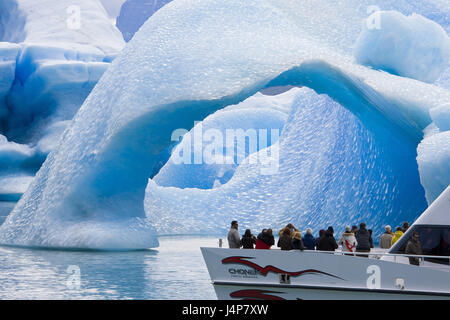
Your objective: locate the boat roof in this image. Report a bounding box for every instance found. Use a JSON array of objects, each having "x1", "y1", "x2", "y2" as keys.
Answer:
[{"x1": 413, "y1": 185, "x2": 450, "y2": 226}]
